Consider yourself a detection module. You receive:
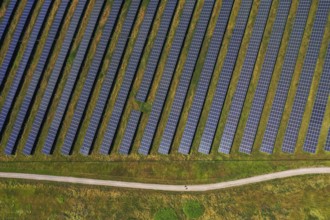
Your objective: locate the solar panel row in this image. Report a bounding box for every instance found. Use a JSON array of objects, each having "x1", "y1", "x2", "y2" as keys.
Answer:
[
  {"x1": 219, "y1": 0, "x2": 273, "y2": 155},
  {"x1": 59, "y1": 0, "x2": 129, "y2": 155},
  {"x1": 5, "y1": 0, "x2": 71, "y2": 154},
  {"x1": 135, "y1": 1, "x2": 178, "y2": 103},
  {"x1": 303, "y1": 44, "x2": 330, "y2": 153},
  {"x1": 23, "y1": 0, "x2": 88, "y2": 155},
  {"x1": 179, "y1": 1, "x2": 233, "y2": 152},
  {"x1": 0, "y1": 0, "x2": 52, "y2": 140},
  {"x1": 0, "y1": 1, "x2": 36, "y2": 89},
  {"x1": 281, "y1": 1, "x2": 330, "y2": 153},
  {"x1": 70, "y1": 0, "x2": 123, "y2": 155},
  {"x1": 67, "y1": 0, "x2": 138, "y2": 156},
  {"x1": 261, "y1": 0, "x2": 312, "y2": 154},
  {"x1": 198, "y1": 0, "x2": 252, "y2": 154},
  {"x1": 240, "y1": 0, "x2": 293, "y2": 154},
  {"x1": 138, "y1": 1, "x2": 196, "y2": 155},
  {"x1": 98, "y1": 0, "x2": 159, "y2": 155},
  {"x1": 159, "y1": 0, "x2": 215, "y2": 155},
  {"x1": 119, "y1": 110, "x2": 141, "y2": 154},
  {"x1": 326, "y1": 127, "x2": 330, "y2": 151},
  {"x1": 118, "y1": 1, "x2": 178, "y2": 154},
  {"x1": 0, "y1": 0, "x2": 18, "y2": 45},
  {"x1": 42, "y1": 0, "x2": 105, "y2": 155}
]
